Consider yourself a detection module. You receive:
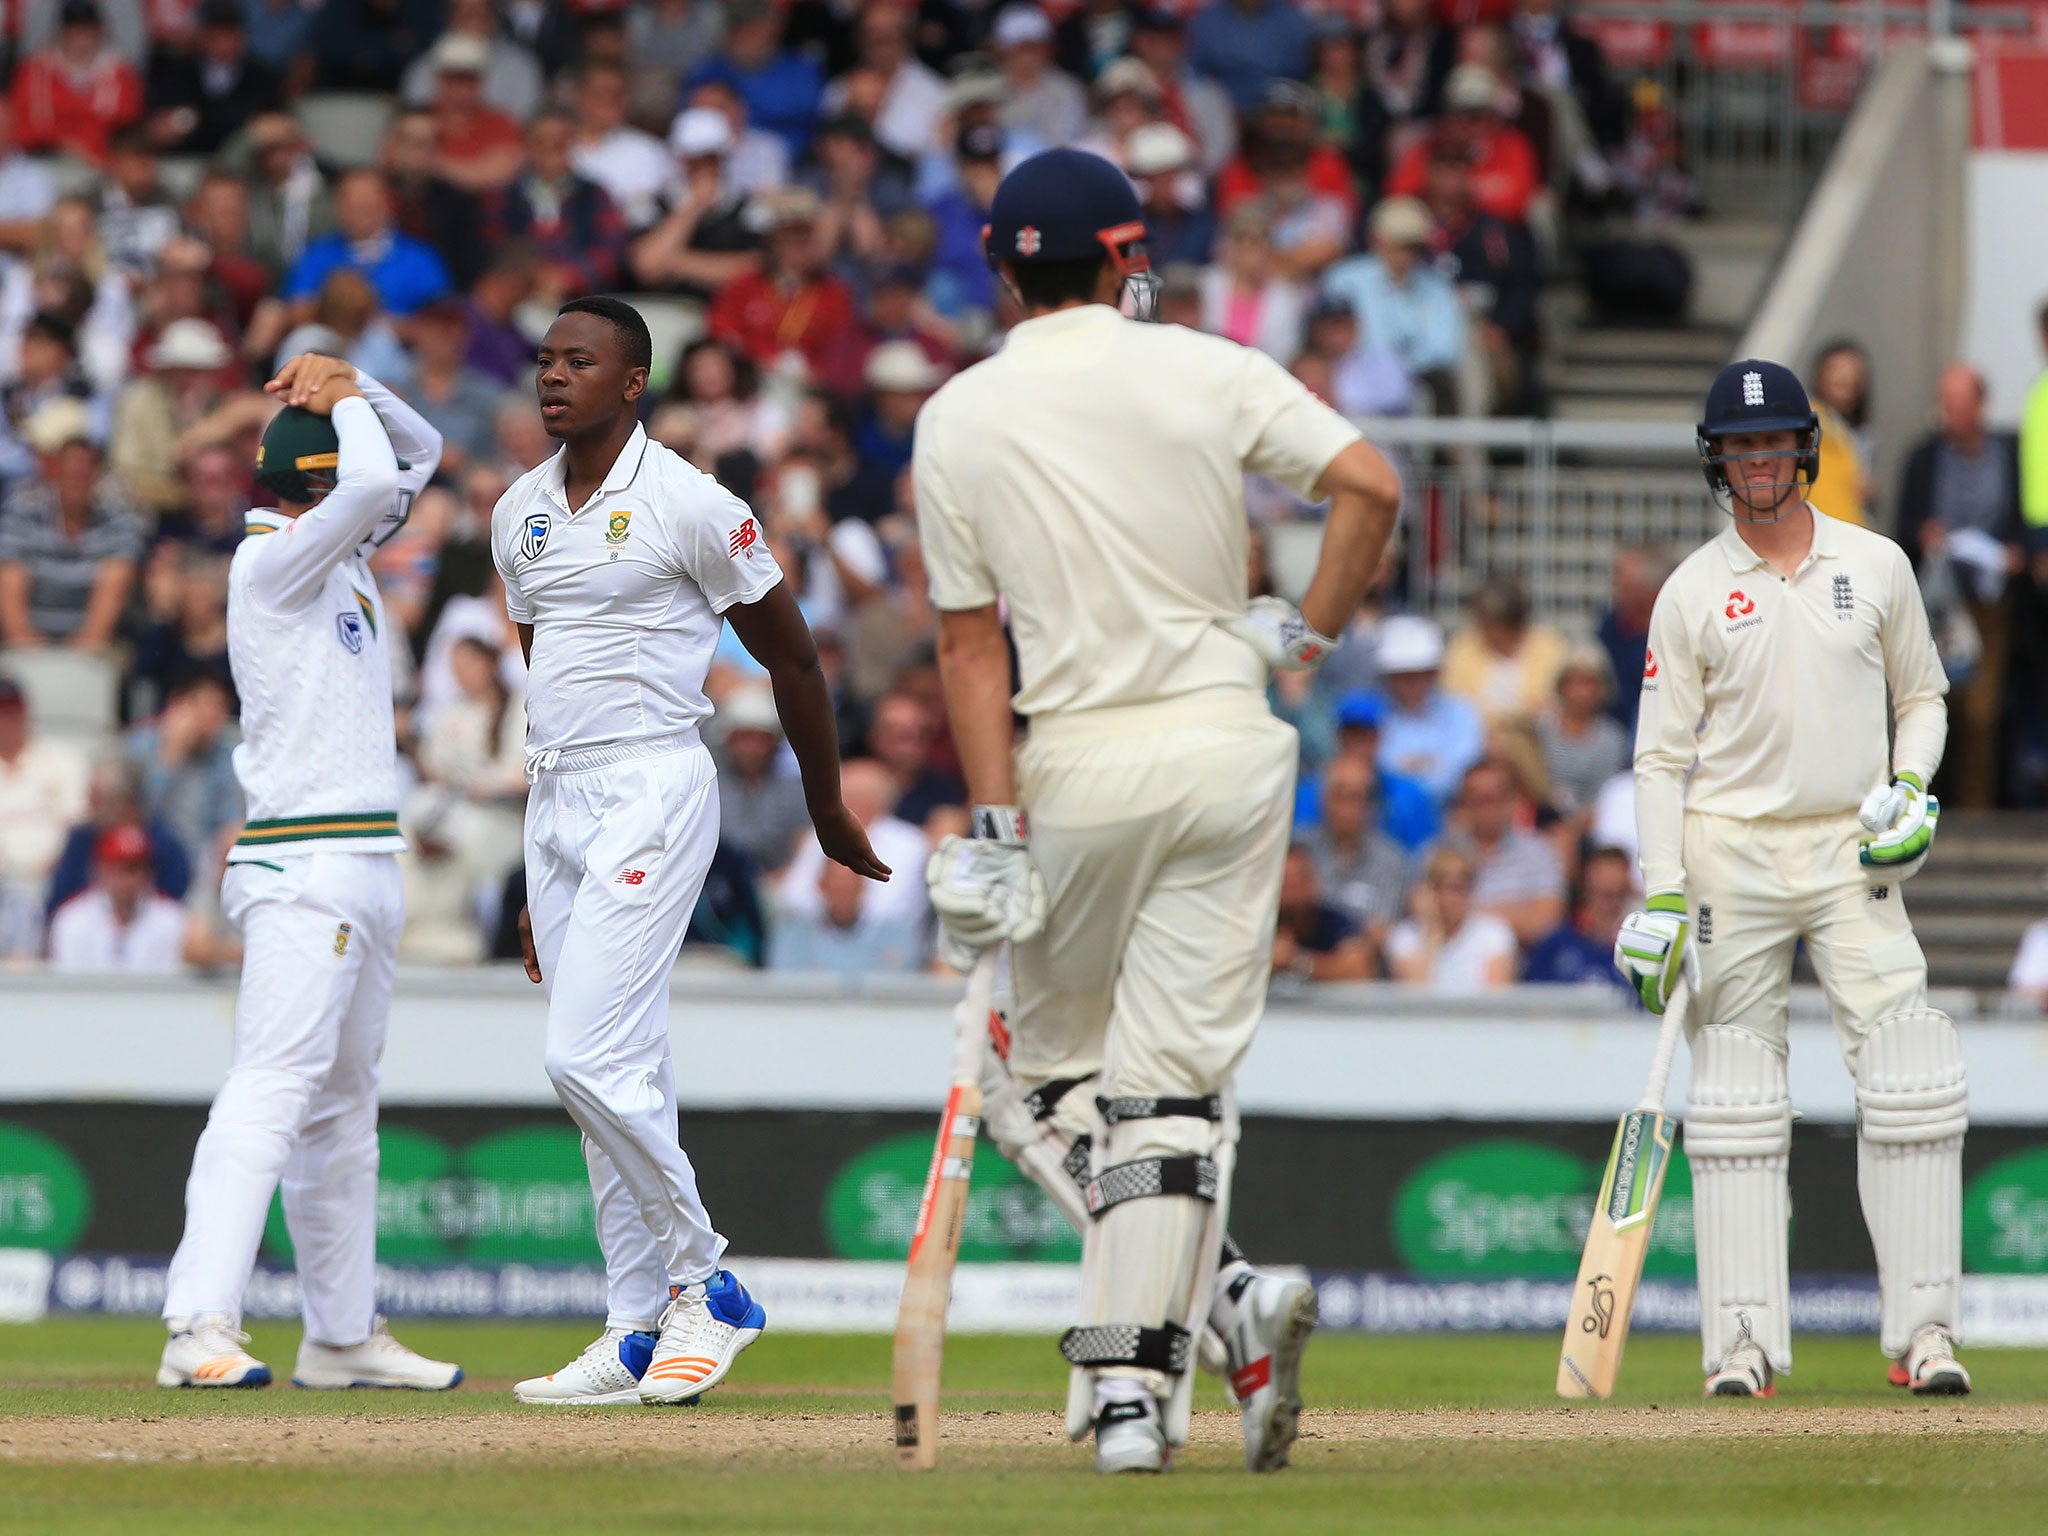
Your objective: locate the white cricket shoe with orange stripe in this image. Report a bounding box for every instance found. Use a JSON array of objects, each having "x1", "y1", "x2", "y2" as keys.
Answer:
[
  {"x1": 1219, "y1": 1273, "x2": 1318, "y2": 1472},
  {"x1": 158, "y1": 1315, "x2": 272, "y2": 1388},
  {"x1": 638, "y1": 1271, "x2": 765, "y2": 1405}
]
